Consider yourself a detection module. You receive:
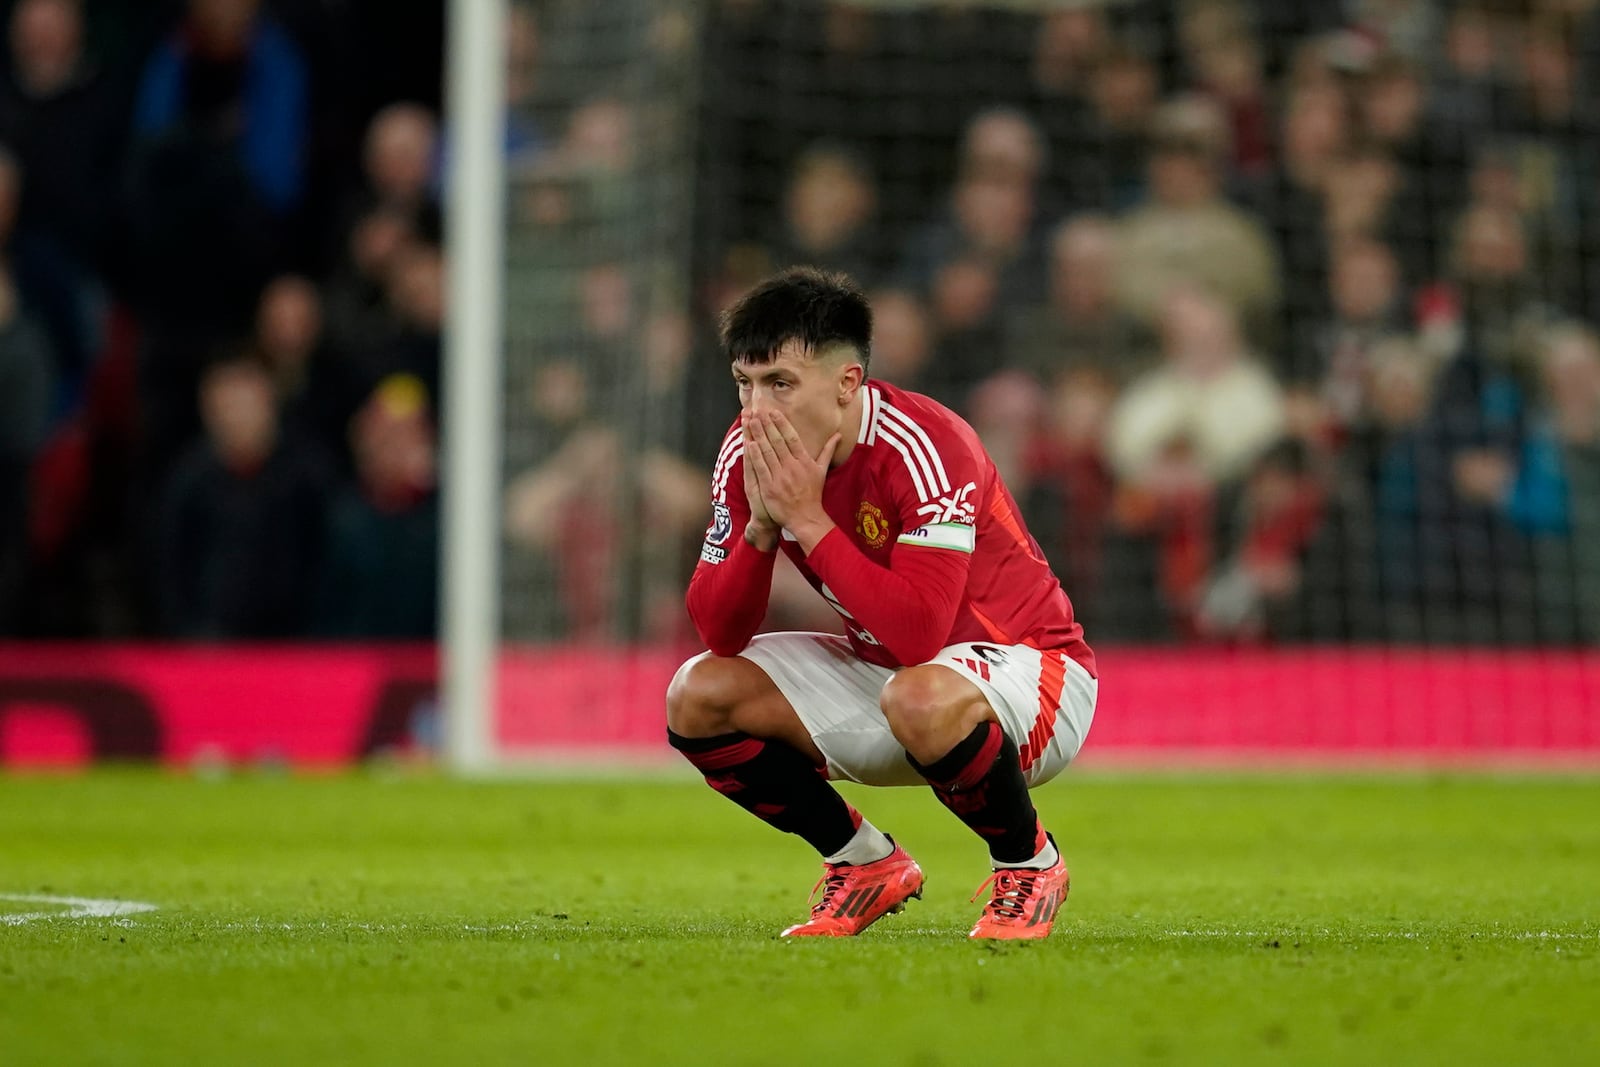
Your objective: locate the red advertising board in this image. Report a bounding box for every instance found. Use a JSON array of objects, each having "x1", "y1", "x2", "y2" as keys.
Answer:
[{"x1": 2, "y1": 644, "x2": 1599, "y2": 768}]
